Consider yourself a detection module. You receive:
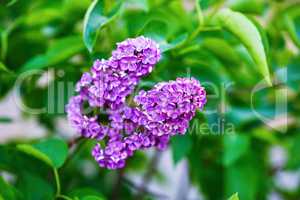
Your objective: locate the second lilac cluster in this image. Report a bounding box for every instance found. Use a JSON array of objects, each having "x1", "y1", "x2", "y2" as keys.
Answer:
[{"x1": 66, "y1": 36, "x2": 207, "y2": 169}]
